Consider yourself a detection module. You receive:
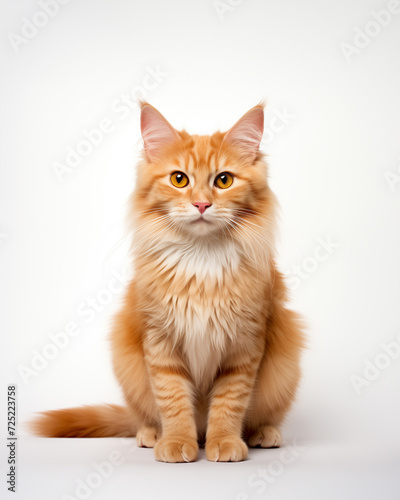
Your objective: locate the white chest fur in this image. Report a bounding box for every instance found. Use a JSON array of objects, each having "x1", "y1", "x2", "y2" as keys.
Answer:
[{"x1": 157, "y1": 239, "x2": 242, "y2": 390}]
